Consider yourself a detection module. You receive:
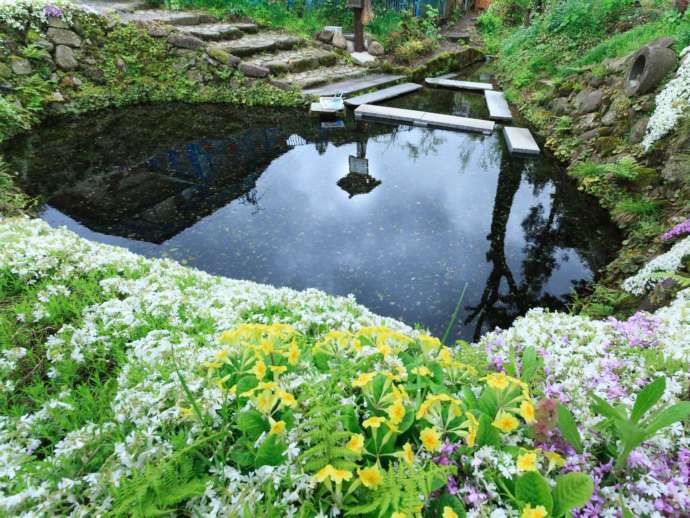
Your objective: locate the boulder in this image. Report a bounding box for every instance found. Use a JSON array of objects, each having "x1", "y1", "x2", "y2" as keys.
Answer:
[
  {"x1": 0, "y1": 63, "x2": 11, "y2": 79},
  {"x1": 35, "y1": 39, "x2": 54, "y2": 52},
  {"x1": 629, "y1": 116, "x2": 649, "y2": 145},
  {"x1": 207, "y1": 47, "x2": 240, "y2": 66},
  {"x1": 47, "y1": 28, "x2": 81, "y2": 47},
  {"x1": 368, "y1": 40, "x2": 385, "y2": 56},
  {"x1": 147, "y1": 24, "x2": 173, "y2": 38},
  {"x1": 186, "y1": 69, "x2": 204, "y2": 83},
  {"x1": 574, "y1": 89, "x2": 603, "y2": 114},
  {"x1": 550, "y1": 97, "x2": 570, "y2": 115},
  {"x1": 167, "y1": 32, "x2": 205, "y2": 51},
  {"x1": 575, "y1": 112, "x2": 599, "y2": 131},
  {"x1": 45, "y1": 91, "x2": 65, "y2": 103},
  {"x1": 625, "y1": 45, "x2": 678, "y2": 96},
  {"x1": 82, "y1": 65, "x2": 105, "y2": 84},
  {"x1": 55, "y1": 45, "x2": 78, "y2": 70},
  {"x1": 661, "y1": 123, "x2": 690, "y2": 186},
  {"x1": 351, "y1": 51, "x2": 376, "y2": 67},
  {"x1": 238, "y1": 62, "x2": 270, "y2": 78},
  {"x1": 10, "y1": 57, "x2": 32, "y2": 75},
  {"x1": 318, "y1": 29, "x2": 334, "y2": 43},
  {"x1": 47, "y1": 16, "x2": 69, "y2": 29},
  {"x1": 332, "y1": 31, "x2": 347, "y2": 50}
]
